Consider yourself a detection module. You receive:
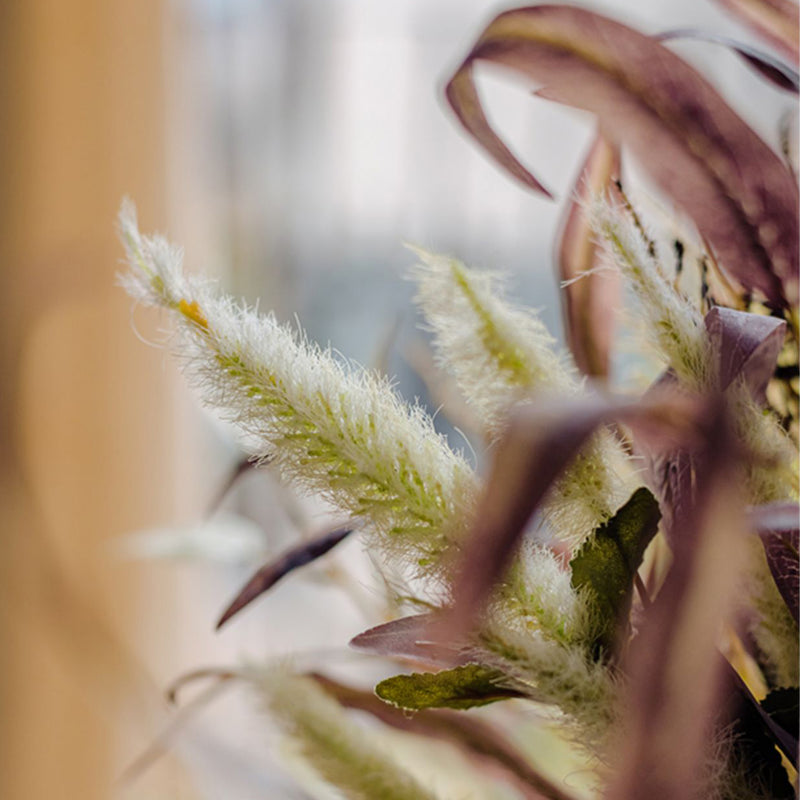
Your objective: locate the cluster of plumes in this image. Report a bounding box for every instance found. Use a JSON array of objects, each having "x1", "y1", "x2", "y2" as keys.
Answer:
[
  {"x1": 591, "y1": 197, "x2": 799, "y2": 690},
  {"x1": 120, "y1": 196, "x2": 796, "y2": 798},
  {"x1": 120, "y1": 202, "x2": 625, "y2": 753}
]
